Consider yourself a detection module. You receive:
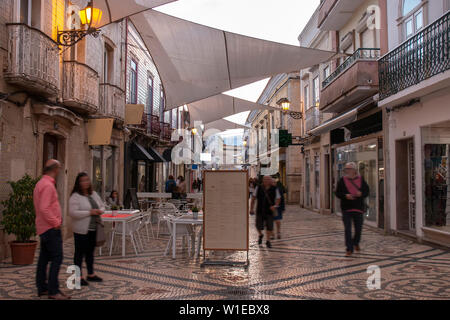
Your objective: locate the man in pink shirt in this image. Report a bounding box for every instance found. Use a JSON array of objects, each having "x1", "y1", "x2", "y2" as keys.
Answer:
[{"x1": 34, "y1": 159, "x2": 70, "y2": 300}]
